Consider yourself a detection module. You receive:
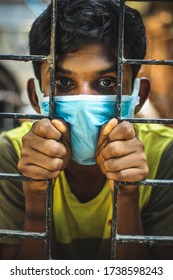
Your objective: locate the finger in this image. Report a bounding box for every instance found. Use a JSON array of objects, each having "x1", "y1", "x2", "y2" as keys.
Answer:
[
  {"x1": 18, "y1": 162, "x2": 61, "y2": 180},
  {"x1": 106, "y1": 167, "x2": 148, "y2": 182},
  {"x1": 51, "y1": 119, "x2": 68, "y2": 134},
  {"x1": 102, "y1": 138, "x2": 144, "y2": 160},
  {"x1": 52, "y1": 119, "x2": 71, "y2": 146},
  {"x1": 97, "y1": 118, "x2": 118, "y2": 153},
  {"x1": 103, "y1": 151, "x2": 147, "y2": 173},
  {"x1": 101, "y1": 118, "x2": 118, "y2": 137},
  {"x1": 22, "y1": 147, "x2": 64, "y2": 171},
  {"x1": 32, "y1": 119, "x2": 62, "y2": 140},
  {"x1": 22, "y1": 132, "x2": 67, "y2": 158},
  {"x1": 108, "y1": 180, "x2": 115, "y2": 192},
  {"x1": 108, "y1": 121, "x2": 136, "y2": 142}
]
